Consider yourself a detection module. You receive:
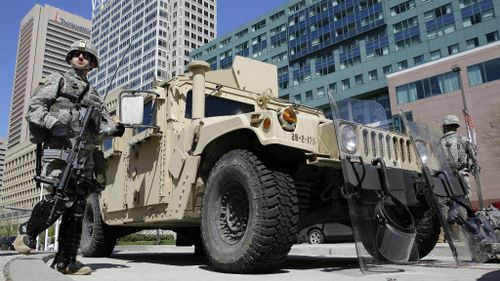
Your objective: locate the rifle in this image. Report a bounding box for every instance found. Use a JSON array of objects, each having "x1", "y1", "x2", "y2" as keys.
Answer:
[{"x1": 34, "y1": 106, "x2": 96, "y2": 226}]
